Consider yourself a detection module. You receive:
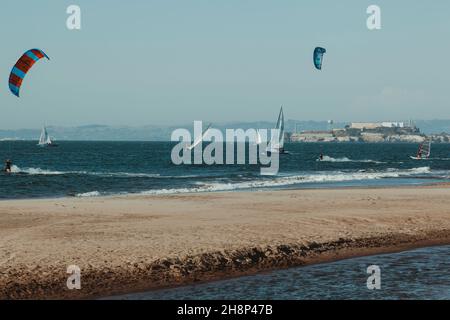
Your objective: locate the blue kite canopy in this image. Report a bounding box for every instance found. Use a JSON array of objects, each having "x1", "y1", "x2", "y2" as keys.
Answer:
[
  {"x1": 8, "y1": 49, "x2": 50, "y2": 97},
  {"x1": 313, "y1": 47, "x2": 326, "y2": 70}
]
